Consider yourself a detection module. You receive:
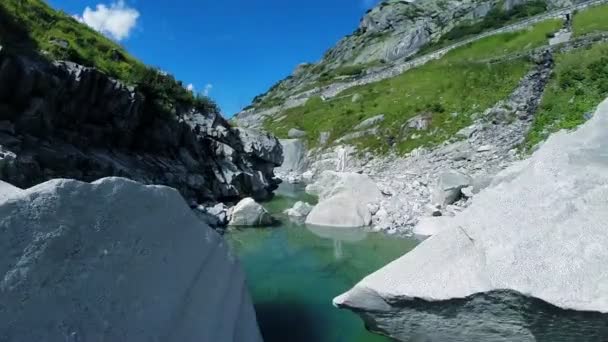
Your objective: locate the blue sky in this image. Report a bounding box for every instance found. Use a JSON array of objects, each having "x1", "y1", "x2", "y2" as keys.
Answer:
[{"x1": 48, "y1": 0, "x2": 380, "y2": 116}]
